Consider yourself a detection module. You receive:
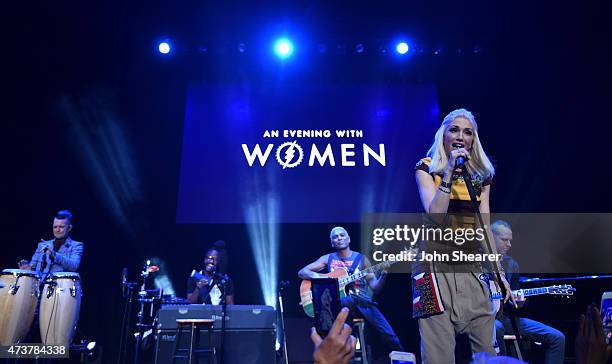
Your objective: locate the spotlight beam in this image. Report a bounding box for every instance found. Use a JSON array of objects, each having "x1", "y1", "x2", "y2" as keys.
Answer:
[{"x1": 245, "y1": 189, "x2": 279, "y2": 307}]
